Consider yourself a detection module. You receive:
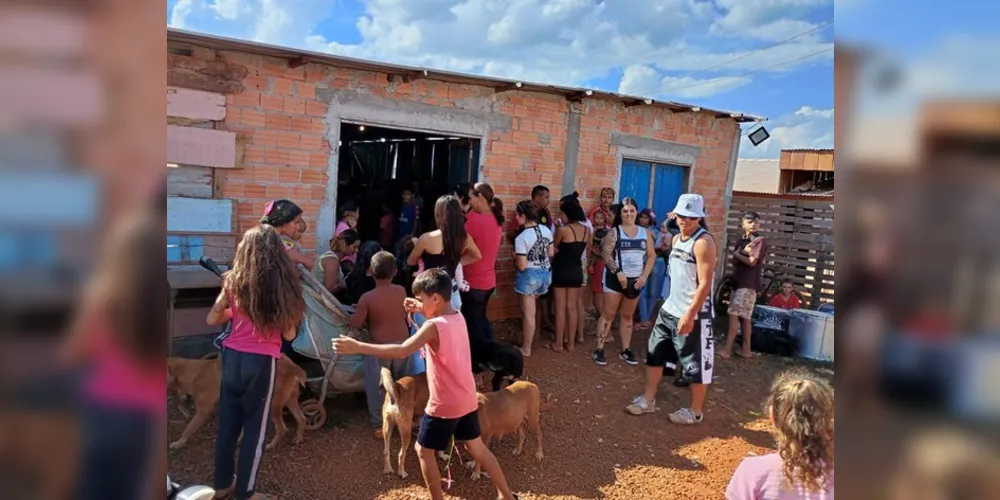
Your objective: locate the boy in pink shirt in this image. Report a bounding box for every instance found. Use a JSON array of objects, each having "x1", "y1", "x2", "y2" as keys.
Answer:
[{"x1": 333, "y1": 268, "x2": 518, "y2": 500}]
